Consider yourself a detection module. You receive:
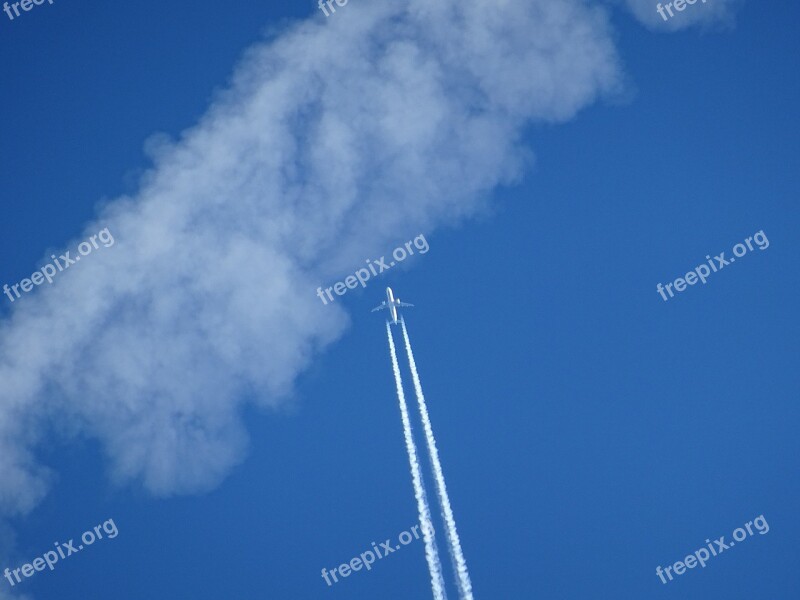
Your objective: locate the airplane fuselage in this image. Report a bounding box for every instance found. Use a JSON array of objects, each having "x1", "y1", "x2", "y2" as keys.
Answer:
[{"x1": 385, "y1": 287, "x2": 399, "y2": 324}]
